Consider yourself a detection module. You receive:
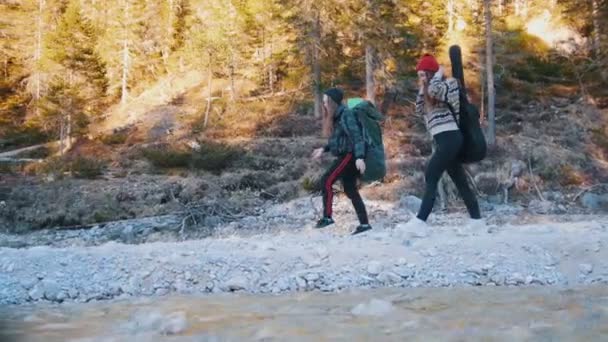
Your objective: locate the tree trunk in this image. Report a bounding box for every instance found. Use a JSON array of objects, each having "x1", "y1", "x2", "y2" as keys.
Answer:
[
  {"x1": 3, "y1": 56, "x2": 8, "y2": 81},
  {"x1": 480, "y1": 67, "x2": 486, "y2": 122},
  {"x1": 269, "y1": 37, "x2": 275, "y2": 94},
  {"x1": 484, "y1": 0, "x2": 496, "y2": 146},
  {"x1": 121, "y1": 0, "x2": 130, "y2": 106},
  {"x1": 260, "y1": 28, "x2": 267, "y2": 89},
  {"x1": 230, "y1": 52, "x2": 236, "y2": 100},
  {"x1": 592, "y1": 0, "x2": 602, "y2": 57},
  {"x1": 447, "y1": 0, "x2": 455, "y2": 33},
  {"x1": 204, "y1": 57, "x2": 212, "y2": 128},
  {"x1": 162, "y1": 0, "x2": 174, "y2": 73},
  {"x1": 498, "y1": 0, "x2": 504, "y2": 16},
  {"x1": 66, "y1": 112, "x2": 72, "y2": 152},
  {"x1": 35, "y1": 0, "x2": 44, "y2": 105},
  {"x1": 365, "y1": 45, "x2": 376, "y2": 105},
  {"x1": 312, "y1": 12, "x2": 324, "y2": 131},
  {"x1": 59, "y1": 118, "x2": 65, "y2": 156}
]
